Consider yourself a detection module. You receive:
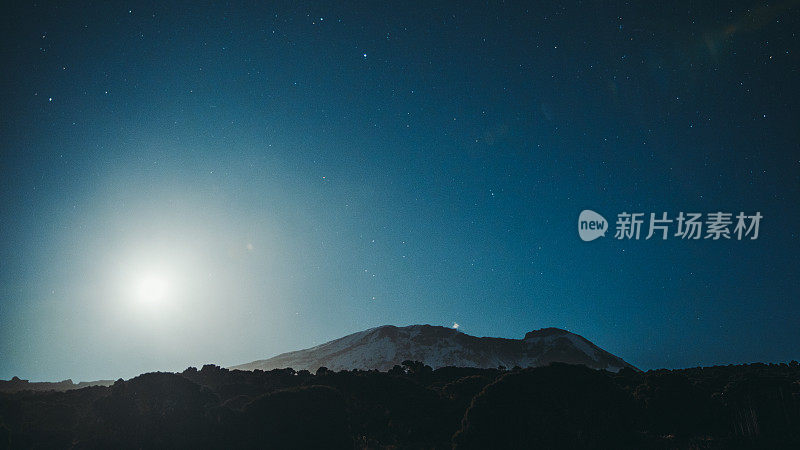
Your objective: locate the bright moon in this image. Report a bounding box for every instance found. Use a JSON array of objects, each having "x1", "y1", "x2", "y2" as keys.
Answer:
[
  {"x1": 135, "y1": 273, "x2": 169, "y2": 306},
  {"x1": 116, "y1": 247, "x2": 193, "y2": 318}
]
